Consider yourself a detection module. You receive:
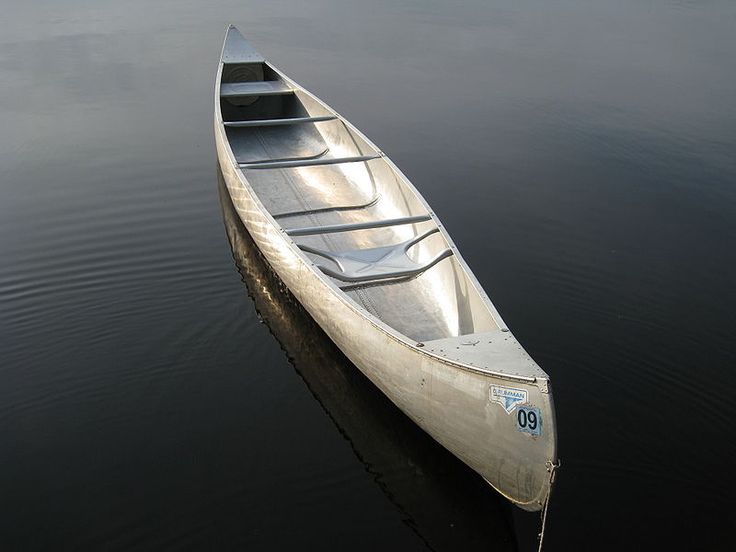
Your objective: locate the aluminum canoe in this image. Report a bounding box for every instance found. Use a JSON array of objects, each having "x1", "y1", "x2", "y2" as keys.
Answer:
[{"x1": 214, "y1": 25, "x2": 558, "y2": 511}]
